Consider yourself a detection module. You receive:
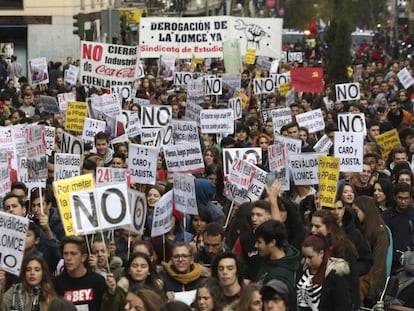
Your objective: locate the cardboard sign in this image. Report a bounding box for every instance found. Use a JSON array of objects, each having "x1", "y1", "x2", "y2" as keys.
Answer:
[
  {"x1": 335, "y1": 82, "x2": 360, "y2": 102},
  {"x1": 228, "y1": 97, "x2": 242, "y2": 120},
  {"x1": 57, "y1": 92, "x2": 75, "y2": 112},
  {"x1": 80, "y1": 41, "x2": 138, "y2": 89},
  {"x1": 163, "y1": 142, "x2": 204, "y2": 173},
  {"x1": 65, "y1": 65, "x2": 79, "y2": 86},
  {"x1": 185, "y1": 102, "x2": 202, "y2": 125},
  {"x1": 54, "y1": 153, "x2": 81, "y2": 181},
  {"x1": 222, "y1": 147, "x2": 262, "y2": 176},
  {"x1": 295, "y1": 109, "x2": 325, "y2": 133},
  {"x1": 338, "y1": 113, "x2": 367, "y2": 136},
  {"x1": 274, "y1": 135, "x2": 302, "y2": 155},
  {"x1": 313, "y1": 135, "x2": 333, "y2": 153},
  {"x1": 89, "y1": 93, "x2": 122, "y2": 120},
  {"x1": 253, "y1": 78, "x2": 275, "y2": 94},
  {"x1": 141, "y1": 105, "x2": 172, "y2": 128},
  {"x1": 224, "y1": 158, "x2": 257, "y2": 205},
  {"x1": 289, "y1": 153, "x2": 322, "y2": 185},
  {"x1": 66, "y1": 101, "x2": 88, "y2": 132},
  {"x1": 268, "y1": 142, "x2": 289, "y2": 190},
  {"x1": 128, "y1": 144, "x2": 158, "y2": 185},
  {"x1": 172, "y1": 120, "x2": 199, "y2": 143},
  {"x1": 96, "y1": 167, "x2": 130, "y2": 188},
  {"x1": 0, "y1": 212, "x2": 28, "y2": 276},
  {"x1": 82, "y1": 117, "x2": 106, "y2": 146},
  {"x1": 334, "y1": 132, "x2": 364, "y2": 172},
  {"x1": 151, "y1": 190, "x2": 173, "y2": 237},
  {"x1": 54, "y1": 174, "x2": 95, "y2": 236},
  {"x1": 375, "y1": 129, "x2": 402, "y2": 160},
  {"x1": 25, "y1": 124, "x2": 47, "y2": 181},
  {"x1": 28, "y1": 57, "x2": 49, "y2": 86},
  {"x1": 173, "y1": 71, "x2": 193, "y2": 86},
  {"x1": 271, "y1": 108, "x2": 292, "y2": 135},
  {"x1": 398, "y1": 67, "x2": 414, "y2": 89},
  {"x1": 200, "y1": 109, "x2": 234, "y2": 134},
  {"x1": 319, "y1": 156, "x2": 340, "y2": 208},
  {"x1": 204, "y1": 77, "x2": 222, "y2": 96},
  {"x1": 44, "y1": 126, "x2": 55, "y2": 157},
  {"x1": 173, "y1": 173, "x2": 198, "y2": 215},
  {"x1": 121, "y1": 110, "x2": 141, "y2": 137},
  {"x1": 70, "y1": 183, "x2": 131, "y2": 234},
  {"x1": 61, "y1": 131, "x2": 84, "y2": 155}
]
